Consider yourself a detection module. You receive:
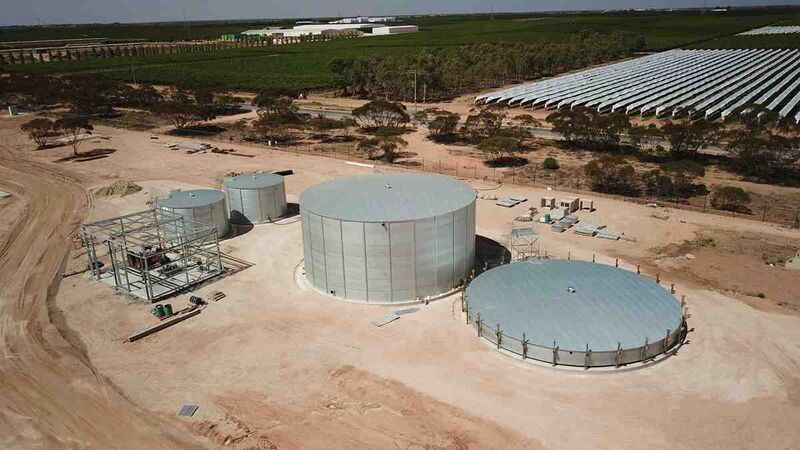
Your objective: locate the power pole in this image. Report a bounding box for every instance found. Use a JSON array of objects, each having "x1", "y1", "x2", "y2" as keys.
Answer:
[
  {"x1": 130, "y1": 63, "x2": 137, "y2": 85},
  {"x1": 413, "y1": 71, "x2": 418, "y2": 110},
  {"x1": 406, "y1": 70, "x2": 419, "y2": 112}
]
